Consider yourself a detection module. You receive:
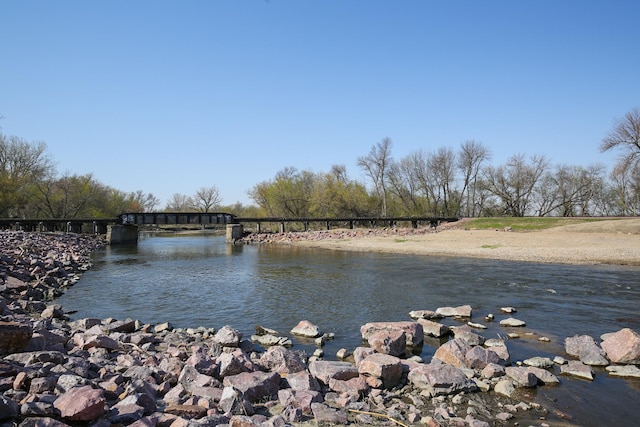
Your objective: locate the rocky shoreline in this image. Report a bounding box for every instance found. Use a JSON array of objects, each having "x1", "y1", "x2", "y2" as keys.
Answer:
[{"x1": 1, "y1": 230, "x2": 639, "y2": 427}]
